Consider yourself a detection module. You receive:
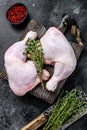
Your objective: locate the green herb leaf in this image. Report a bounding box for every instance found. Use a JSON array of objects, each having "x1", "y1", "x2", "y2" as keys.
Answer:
[
  {"x1": 43, "y1": 89, "x2": 87, "y2": 130},
  {"x1": 23, "y1": 38, "x2": 44, "y2": 88}
]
